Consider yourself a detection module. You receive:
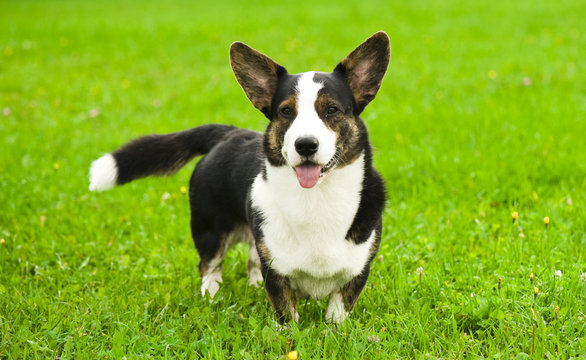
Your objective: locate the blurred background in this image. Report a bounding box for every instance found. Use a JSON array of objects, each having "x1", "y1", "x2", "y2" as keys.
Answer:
[{"x1": 2, "y1": 0, "x2": 584, "y2": 204}]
